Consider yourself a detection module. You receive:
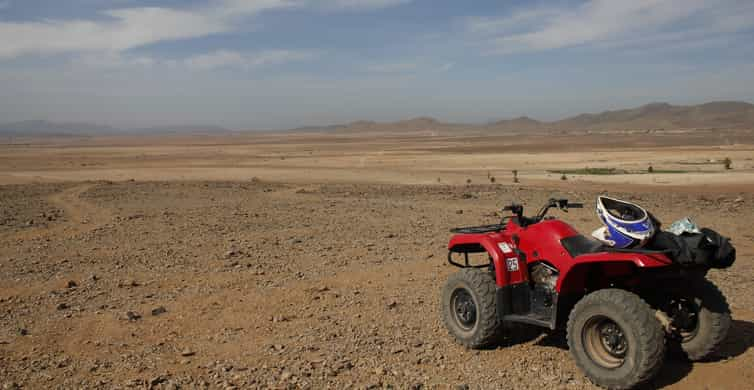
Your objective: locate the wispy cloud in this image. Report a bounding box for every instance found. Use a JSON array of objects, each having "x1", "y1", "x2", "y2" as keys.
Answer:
[
  {"x1": 438, "y1": 62, "x2": 454, "y2": 72},
  {"x1": 0, "y1": 3, "x2": 266, "y2": 58},
  {"x1": 185, "y1": 49, "x2": 317, "y2": 70},
  {"x1": 465, "y1": 7, "x2": 561, "y2": 35},
  {"x1": 366, "y1": 62, "x2": 418, "y2": 73},
  {"x1": 319, "y1": 0, "x2": 413, "y2": 10},
  {"x1": 0, "y1": 0, "x2": 413, "y2": 59},
  {"x1": 365, "y1": 60, "x2": 455, "y2": 74},
  {"x1": 70, "y1": 48, "x2": 317, "y2": 71},
  {"x1": 75, "y1": 51, "x2": 157, "y2": 69},
  {"x1": 467, "y1": 0, "x2": 754, "y2": 55}
]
